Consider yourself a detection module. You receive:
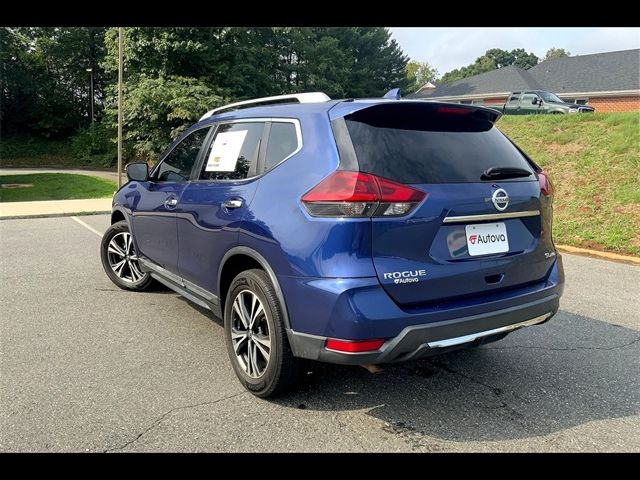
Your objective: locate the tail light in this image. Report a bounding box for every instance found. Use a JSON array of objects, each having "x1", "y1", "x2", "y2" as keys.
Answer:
[
  {"x1": 325, "y1": 338, "x2": 385, "y2": 353},
  {"x1": 301, "y1": 171, "x2": 427, "y2": 218},
  {"x1": 436, "y1": 106, "x2": 472, "y2": 115},
  {"x1": 538, "y1": 170, "x2": 553, "y2": 196}
]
